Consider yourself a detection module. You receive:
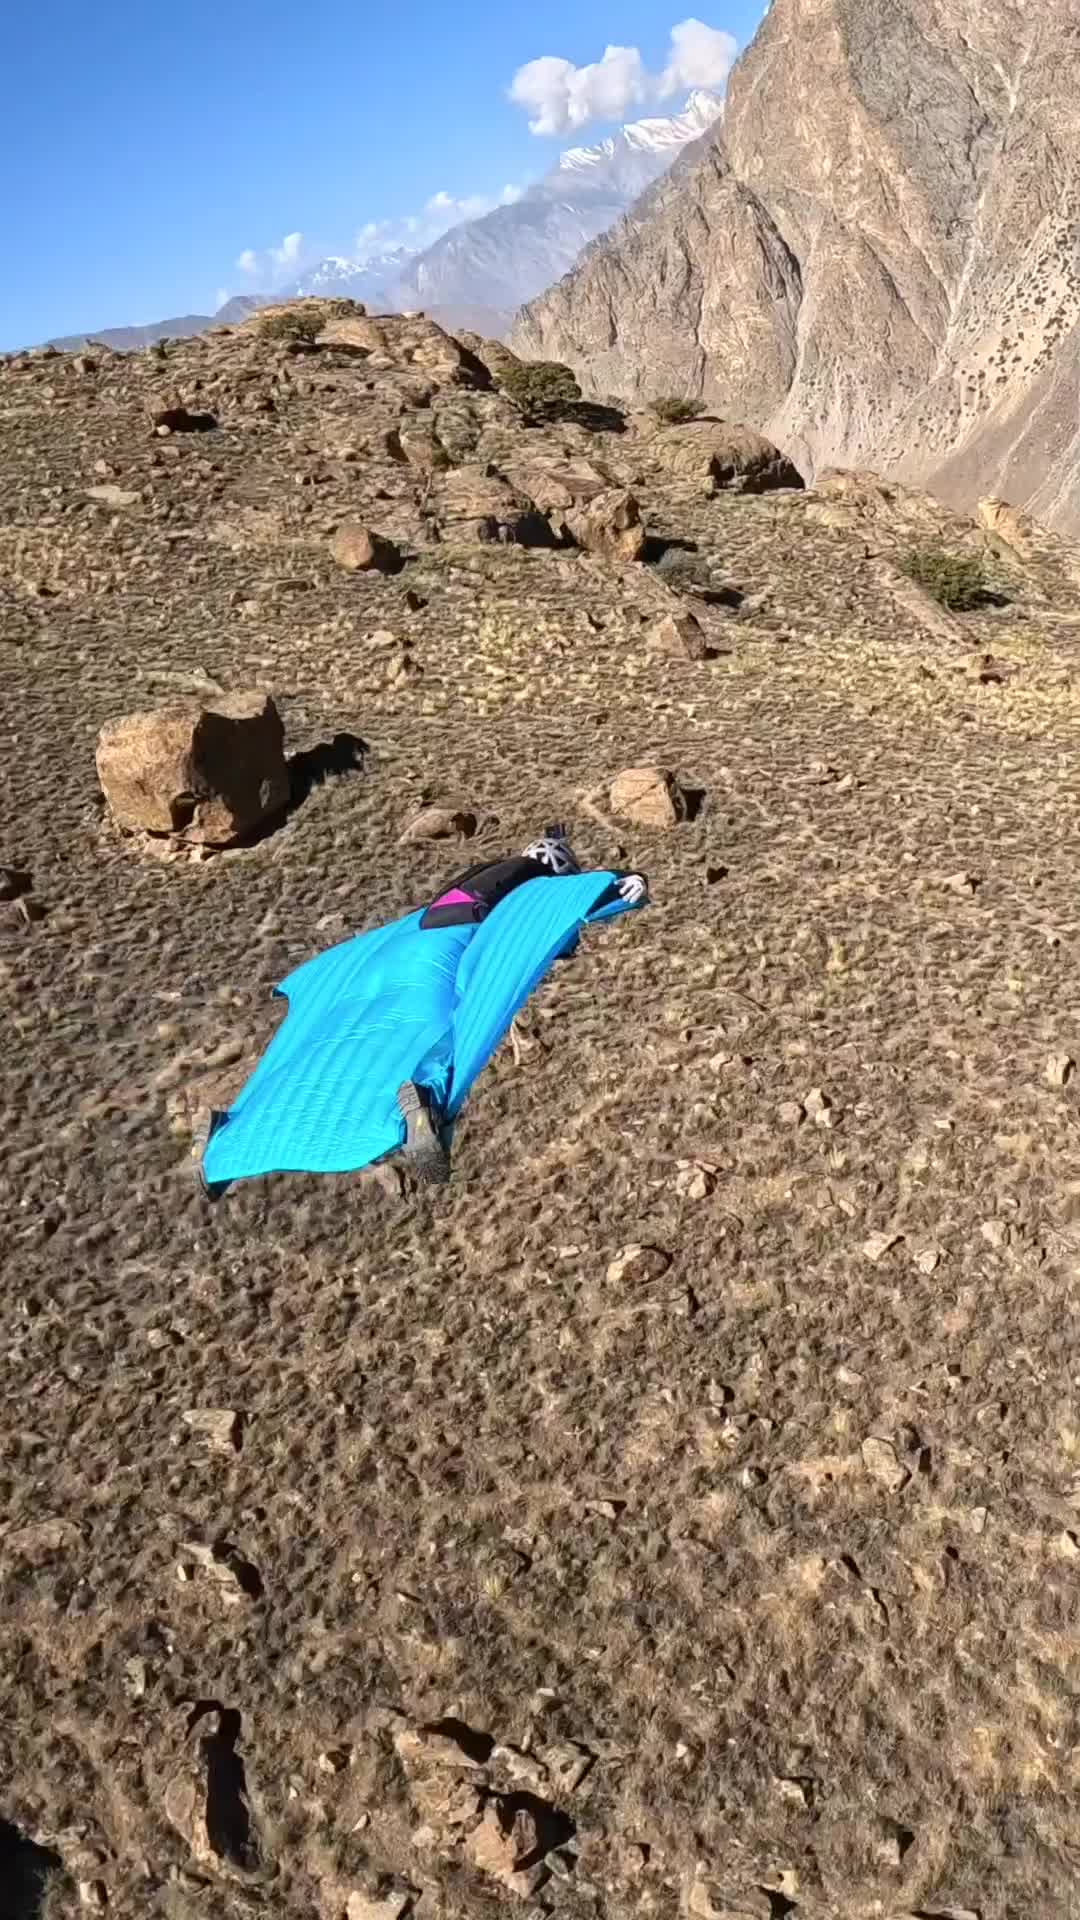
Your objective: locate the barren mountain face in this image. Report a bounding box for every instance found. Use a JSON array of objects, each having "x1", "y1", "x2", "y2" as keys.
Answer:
[
  {"x1": 7, "y1": 298, "x2": 1080, "y2": 1916},
  {"x1": 513, "y1": 0, "x2": 1080, "y2": 532}
]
